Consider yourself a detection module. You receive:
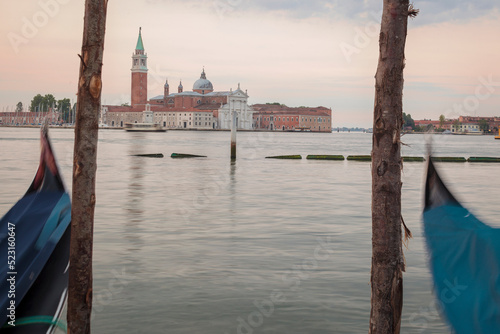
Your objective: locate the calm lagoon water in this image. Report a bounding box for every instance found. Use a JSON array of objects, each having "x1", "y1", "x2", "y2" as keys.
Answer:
[{"x1": 0, "y1": 127, "x2": 499, "y2": 333}]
